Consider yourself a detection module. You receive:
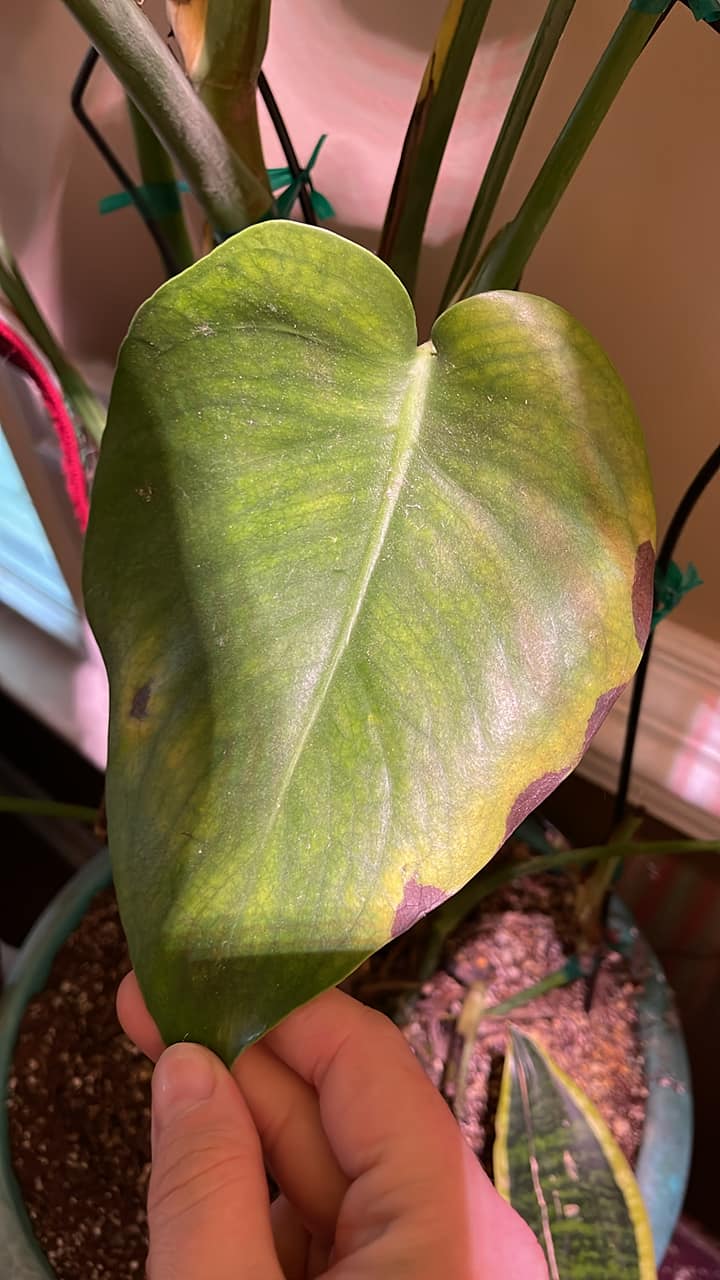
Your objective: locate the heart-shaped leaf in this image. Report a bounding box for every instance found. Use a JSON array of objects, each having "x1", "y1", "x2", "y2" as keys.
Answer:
[
  {"x1": 494, "y1": 1028, "x2": 657, "y2": 1279},
  {"x1": 84, "y1": 221, "x2": 654, "y2": 1063}
]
